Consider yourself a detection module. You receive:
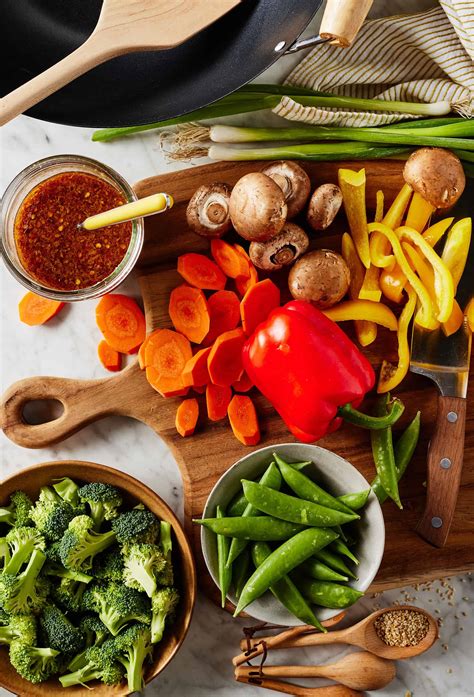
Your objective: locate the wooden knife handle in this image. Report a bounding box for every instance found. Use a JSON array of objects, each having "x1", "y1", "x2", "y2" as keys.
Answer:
[
  {"x1": 416, "y1": 395, "x2": 466, "y2": 547},
  {"x1": 320, "y1": 0, "x2": 373, "y2": 47}
]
